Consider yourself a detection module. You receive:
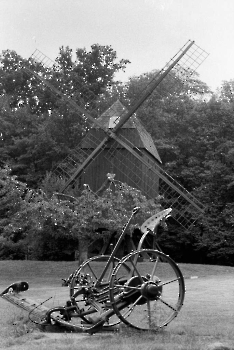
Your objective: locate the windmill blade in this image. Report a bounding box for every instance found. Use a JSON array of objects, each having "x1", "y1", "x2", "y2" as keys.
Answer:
[
  {"x1": 24, "y1": 41, "x2": 209, "y2": 227},
  {"x1": 54, "y1": 124, "x2": 205, "y2": 227},
  {"x1": 100, "y1": 133, "x2": 206, "y2": 226},
  {"x1": 112, "y1": 40, "x2": 209, "y2": 132},
  {"x1": 48, "y1": 40, "x2": 208, "y2": 191},
  {"x1": 25, "y1": 40, "x2": 208, "y2": 139}
]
